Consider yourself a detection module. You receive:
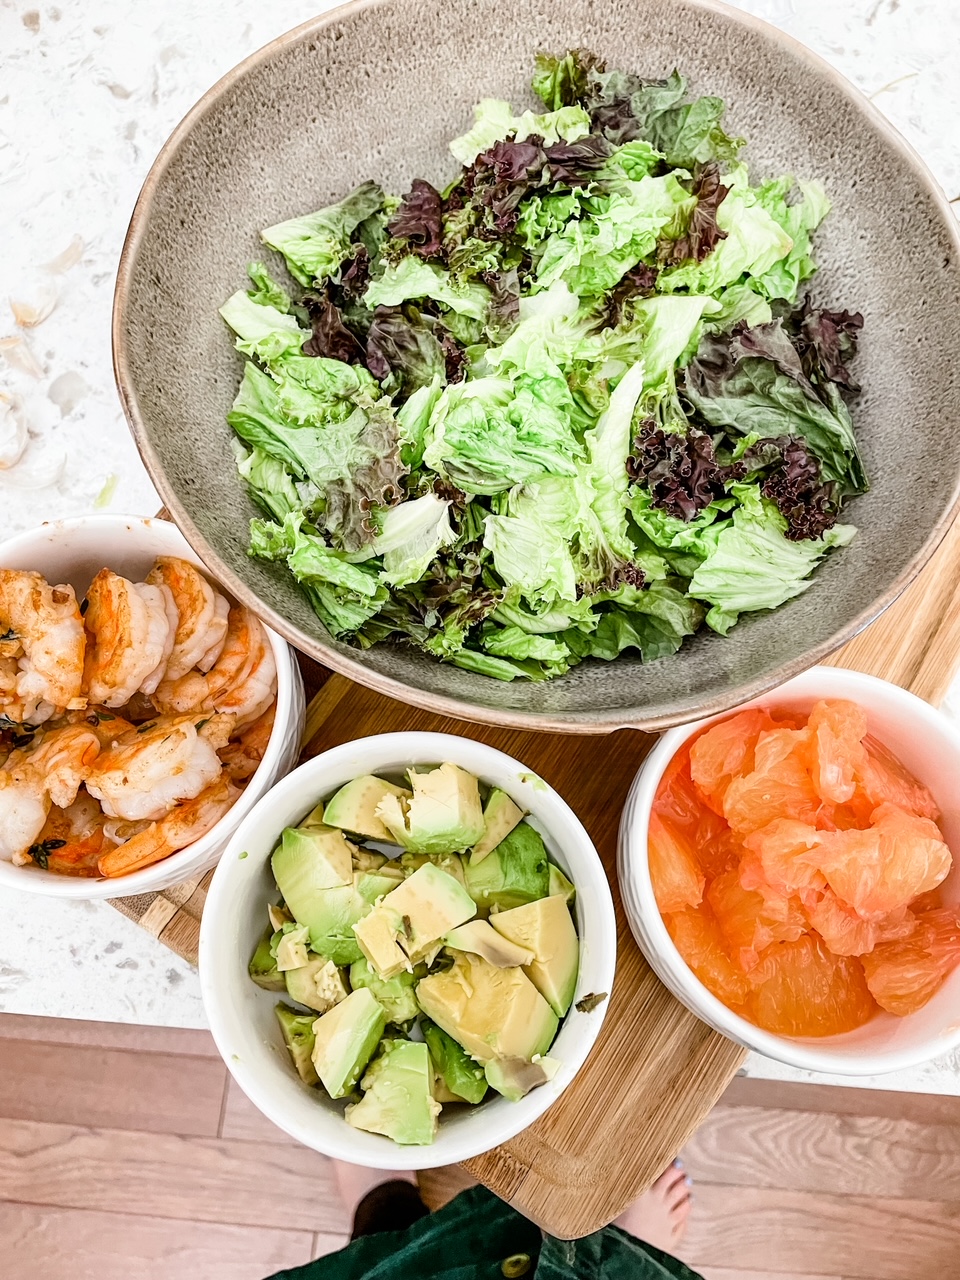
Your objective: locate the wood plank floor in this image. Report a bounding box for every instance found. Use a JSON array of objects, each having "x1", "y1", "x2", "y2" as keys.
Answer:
[{"x1": 1, "y1": 1013, "x2": 959, "y2": 1279}]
